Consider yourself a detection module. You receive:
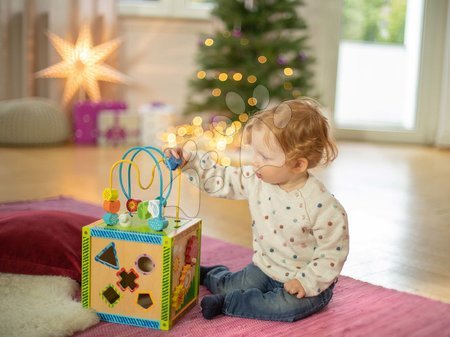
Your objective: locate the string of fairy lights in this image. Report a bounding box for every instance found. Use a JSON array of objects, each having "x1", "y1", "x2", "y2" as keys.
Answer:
[
  {"x1": 199, "y1": 37, "x2": 296, "y2": 102},
  {"x1": 160, "y1": 115, "x2": 246, "y2": 166},
  {"x1": 161, "y1": 35, "x2": 302, "y2": 164},
  {"x1": 160, "y1": 36, "x2": 255, "y2": 165}
]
